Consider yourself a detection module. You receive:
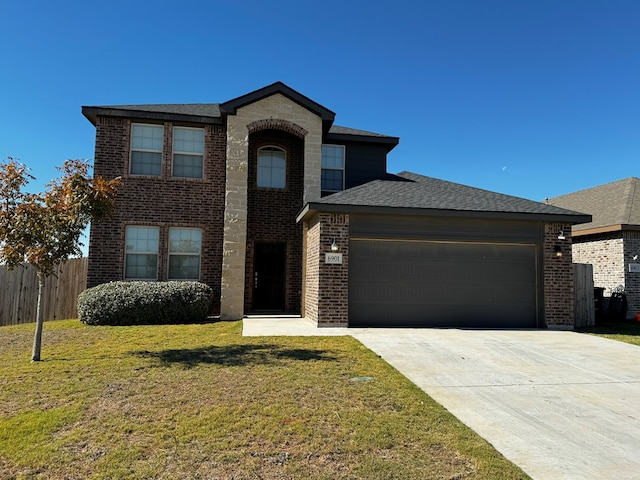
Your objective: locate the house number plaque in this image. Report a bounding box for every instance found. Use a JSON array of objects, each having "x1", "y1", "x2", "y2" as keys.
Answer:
[
  {"x1": 325, "y1": 253, "x2": 343, "y2": 264},
  {"x1": 629, "y1": 263, "x2": 640, "y2": 273}
]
